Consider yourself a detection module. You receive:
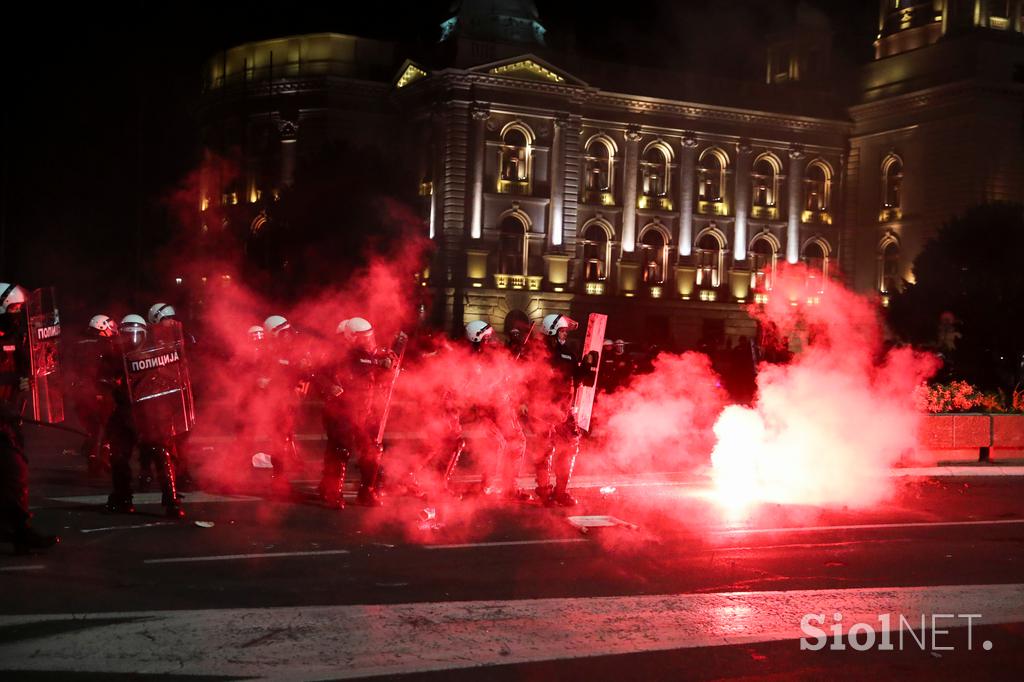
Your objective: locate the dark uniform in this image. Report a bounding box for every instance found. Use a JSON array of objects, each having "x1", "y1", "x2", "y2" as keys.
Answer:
[
  {"x1": 533, "y1": 335, "x2": 592, "y2": 506},
  {"x1": 466, "y1": 339, "x2": 527, "y2": 497},
  {"x1": 70, "y1": 334, "x2": 117, "y2": 475},
  {"x1": 263, "y1": 337, "x2": 310, "y2": 498},
  {"x1": 0, "y1": 308, "x2": 59, "y2": 552},
  {"x1": 105, "y1": 332, "x2": 186, "y2": 519},
  {"x1": 327, "y1": 345, "x2": 393, "y2": 506}
]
